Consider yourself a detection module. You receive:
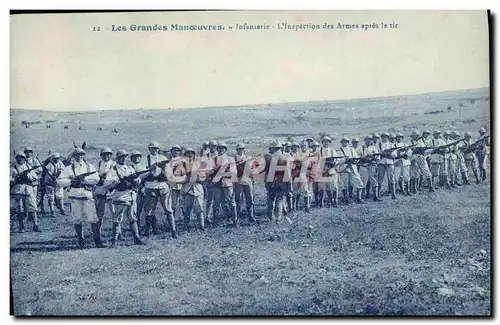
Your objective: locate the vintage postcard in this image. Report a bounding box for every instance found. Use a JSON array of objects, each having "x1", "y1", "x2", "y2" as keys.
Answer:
[{"x1": 10, "y1": 10, "x2": 490, "y2": 316}]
